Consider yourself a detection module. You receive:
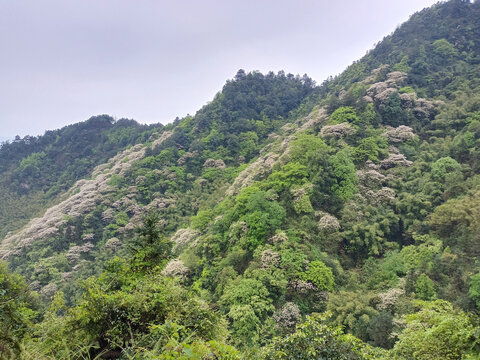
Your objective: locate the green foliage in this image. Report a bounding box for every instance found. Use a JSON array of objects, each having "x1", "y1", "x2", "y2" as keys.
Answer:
[
  {"x1": 415, "y1": 274, "x2": 436, "y2": 300},
  {"x1": 191, "y1": 208, "x2": 214, "y2": 232},
  {"x1": 400, "y1": 236, "x2": 442, "y2": 273},
  {"x1": 267, "y1": 162, "x2": 309, "y2": 194},
  {"x1": 469, "y1": 272, "x2": 480, "y2": 309},
  {"x1": 398, "y1": 86, "x2": 415, "y2": 94},
  {"x1": 21, "y1": 292, "x2": 94, "y2": 360},
  {"x1": 128, "y1": 211, "x2": 172, "y2": 270},
  {"x1": 361, "y1": 252, "x2": 405, "y2": 290},
  {"x1": 0, "y1": 262, "x2": 38, "y2": 359},
  {"x1": 358, "y1": 103, "x2": 378, "y2": 127},
  {"x1": 330, "y1": 106, "x2": 358, "y2": 124},
  {"x1": 146, "y1": 339, "x2": 240, "y2": 359},
  {"x1": 430, "y1": 157, "x2": 463, "y2": 194},
  {"x1": 299, "y1": 261, "x2": 335, "y2": 292},
  {"x1": 221, "y1": 277, "x2": 274, "y2": 346},
  {"x1": 392, "y1": 300, "x2": 480, "y2": 359},
  {"x1": 329, "y1": 148, "x2": 357, "y2": 201},
  {"x1": 289, "y1": 133, "x2": 327, "y2": 163},
  {"x1": 234, "y1": 190, "x2": 287, "y2": 251},
  {"x1": 4, "y1": 2, "x2": 480, "y2": 357},
  {"x1": 392, "y1": 55, "x2": 411, "y2": 73},
  {"x1": 70, "y1": 260, "x2": 228, "y2": 356},
  {"x1": 261, "y1": 313, "x2": 372, "y2": 360},
  {"x1": 428, "y1": 190, "x2": 480, "y2": 252},
  {"x1": 328, "y1": 291, "x2": 379, "y2": 344},
  {"x1": 380, "y1": 92, "x2": 407, "y2": 127},
  {"x1": 433, "y1": 38, "x2": 458, "y2": 60},
  {"x1": 352, "y1": 136, "x2": 388, "y2": 164}
]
